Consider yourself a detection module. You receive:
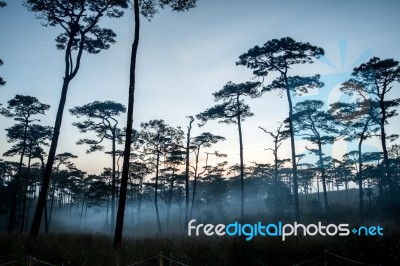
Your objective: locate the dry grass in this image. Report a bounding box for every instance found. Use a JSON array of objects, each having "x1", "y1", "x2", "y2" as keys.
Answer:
[{"x1": 0, "y1": 230, "x2": 399, "y2": 265}]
